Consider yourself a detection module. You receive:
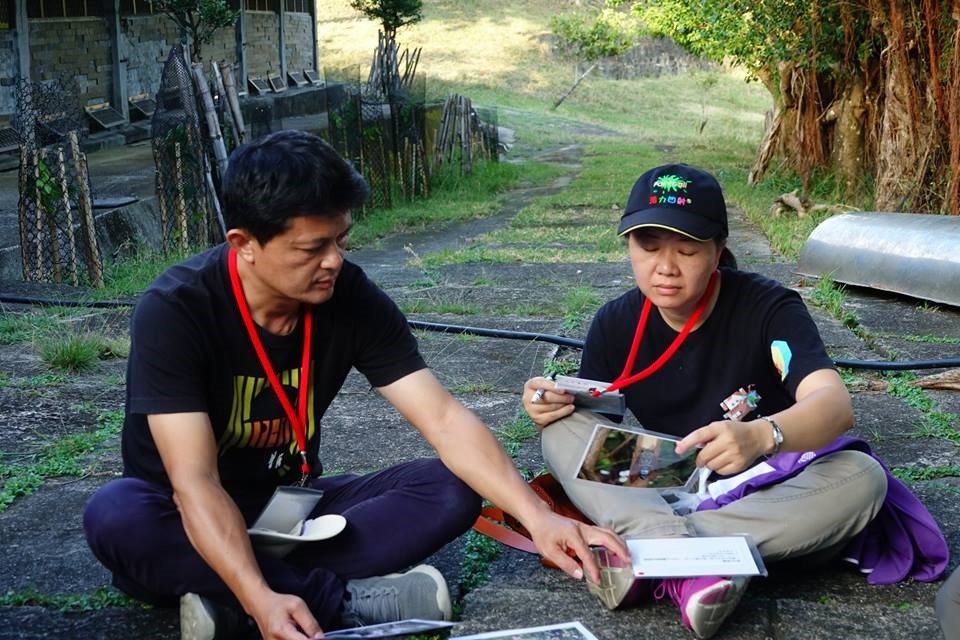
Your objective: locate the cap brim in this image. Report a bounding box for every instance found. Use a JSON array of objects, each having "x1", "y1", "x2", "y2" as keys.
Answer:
[{"x1": 617, "y1": 207, "x2": 720, "y2": 241}]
